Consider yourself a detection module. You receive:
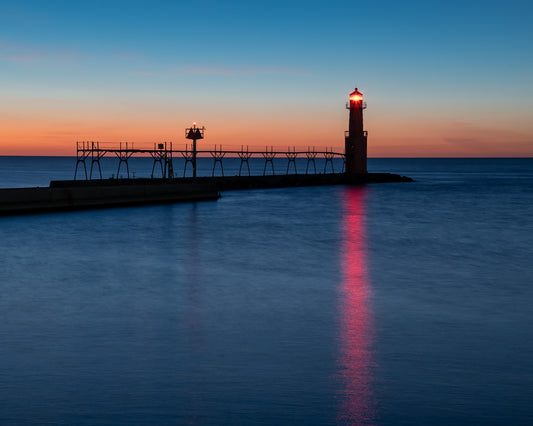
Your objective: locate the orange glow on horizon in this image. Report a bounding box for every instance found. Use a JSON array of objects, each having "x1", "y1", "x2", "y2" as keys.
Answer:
[
  {"x1": 1, "y1": 104, "x2": 532, "y2": 157},
  {"x1": 0, "y1": 112, "x2": 348, "y2": 156}
]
